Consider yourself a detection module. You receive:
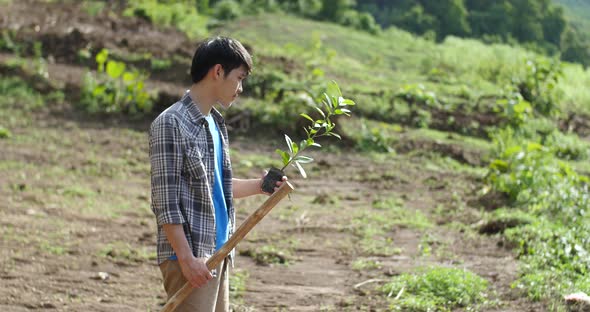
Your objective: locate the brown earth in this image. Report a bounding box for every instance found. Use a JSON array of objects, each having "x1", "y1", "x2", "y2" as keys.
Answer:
[{"x1": 0, "y1": 1, "x2": 549, "y2": 311}]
